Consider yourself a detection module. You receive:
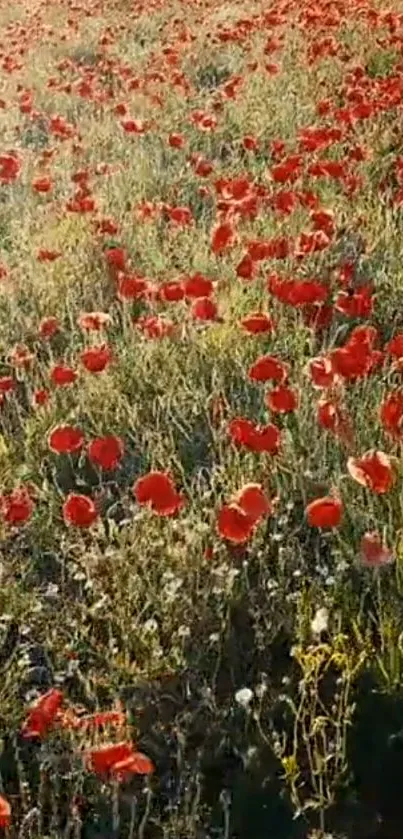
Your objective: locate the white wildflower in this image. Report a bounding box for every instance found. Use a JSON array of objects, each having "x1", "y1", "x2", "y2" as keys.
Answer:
[
  {"x1": 311, "y1": 607, "x2": 329, "y2": 637},
  {"x1": 235, "y1": 687, "x2": 253, "y2": 709}
]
